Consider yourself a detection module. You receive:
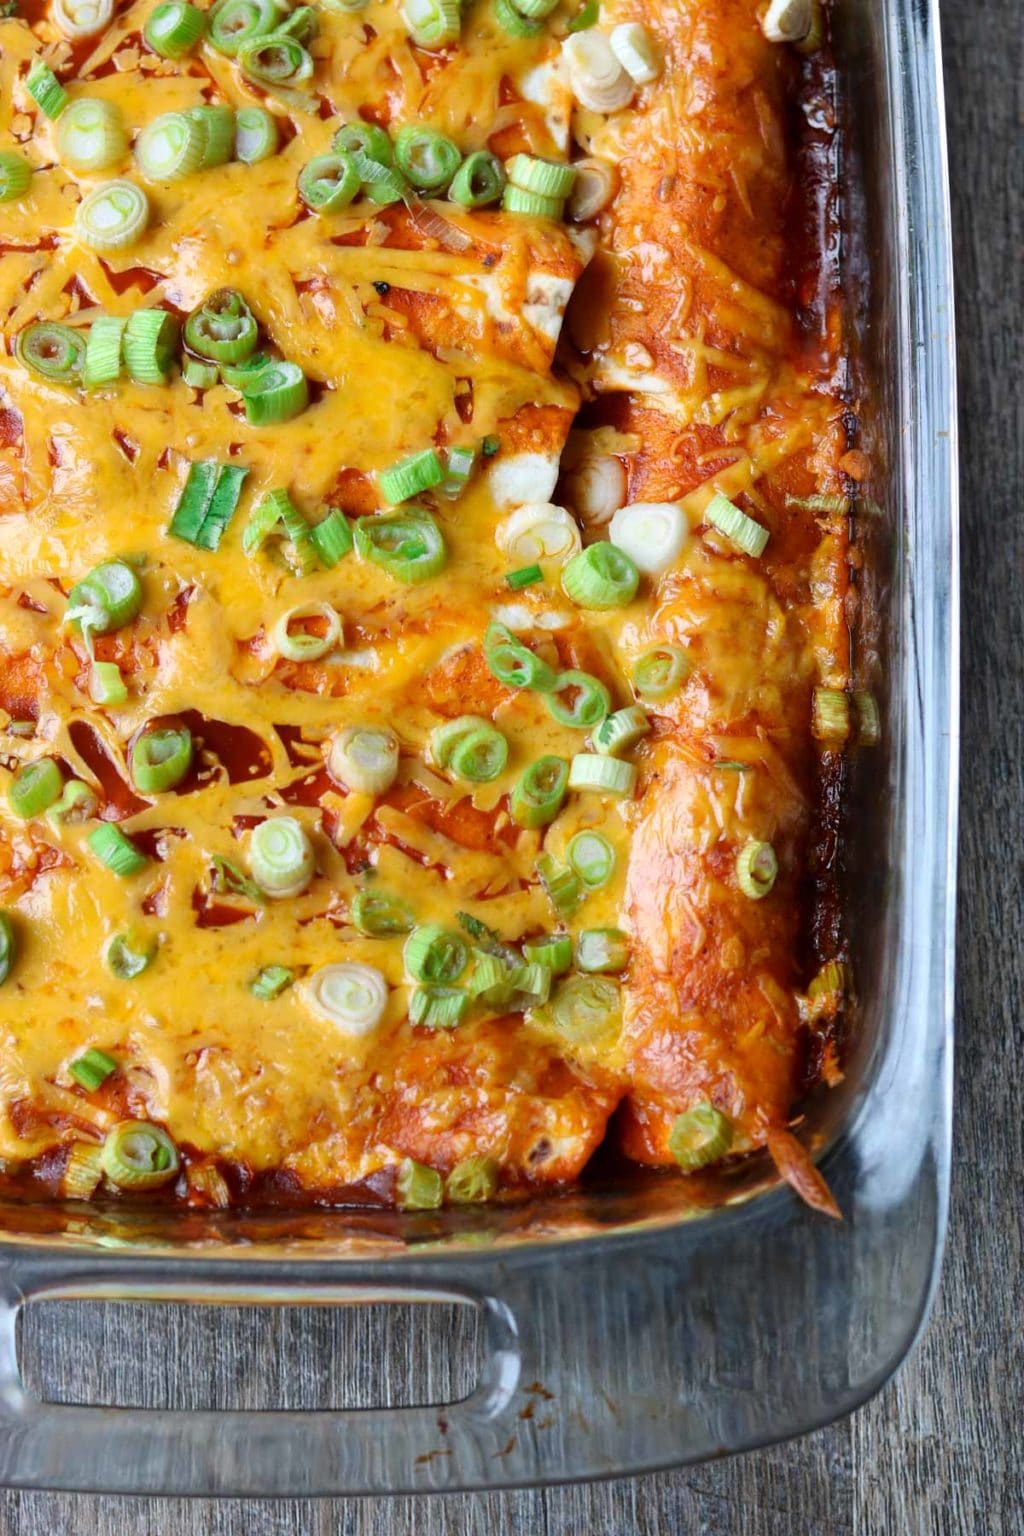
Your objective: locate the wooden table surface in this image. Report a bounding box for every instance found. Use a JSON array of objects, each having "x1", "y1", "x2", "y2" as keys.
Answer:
[{"x1": 3, "y1": 0, "x2": 1021, "y2": 1529}]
